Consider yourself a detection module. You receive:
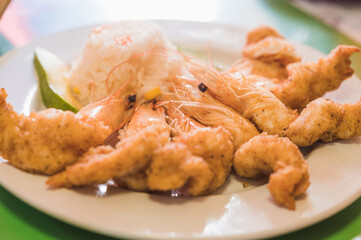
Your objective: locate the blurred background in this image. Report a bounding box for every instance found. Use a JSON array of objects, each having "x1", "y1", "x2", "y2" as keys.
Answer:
[
  {"x1": 1, "y1": 0, "x2": 360, "y2": 74},
  {"x1": 0, "y1": 0, "x2": 360, "y2": 46}
]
